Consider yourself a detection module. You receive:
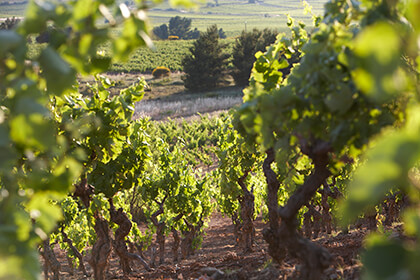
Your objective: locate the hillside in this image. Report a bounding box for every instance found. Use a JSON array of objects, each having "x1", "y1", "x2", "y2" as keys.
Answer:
[
  {"x1": 1, "y1": 0, "x2": 328, "y2": 35},
  {"x1": 148, "y1": 0, "x2": 327, "y2": 36}
]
